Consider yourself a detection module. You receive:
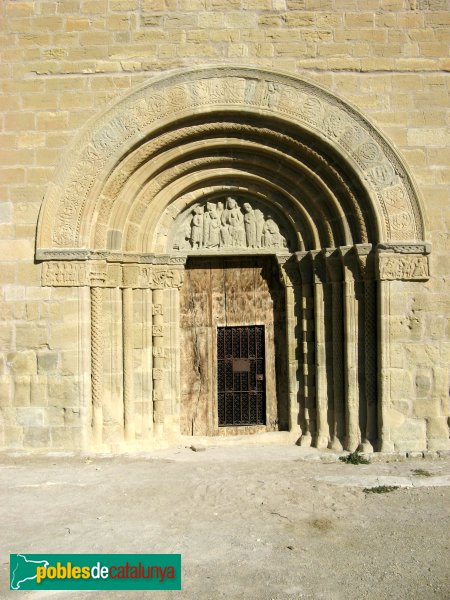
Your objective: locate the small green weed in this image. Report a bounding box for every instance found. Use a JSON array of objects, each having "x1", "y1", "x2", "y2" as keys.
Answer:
[
  {"x1": 411, "y1": 468, "x2": 432, "y2": 477},
  {"x1": 339, "y1": 451, "x2": 370, "y2": 465},
  {"x1": 363, "y1": 485, "x2": 399, "y2": 494}
]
